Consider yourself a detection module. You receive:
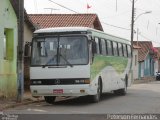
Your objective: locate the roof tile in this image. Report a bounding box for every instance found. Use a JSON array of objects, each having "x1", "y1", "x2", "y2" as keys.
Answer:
[
  {"x1": 29, "y1": 14, "x2": 103, "y2": 31},
  {"x1": 133, "y1": 41, "x2": 153, "y2": 61}
]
